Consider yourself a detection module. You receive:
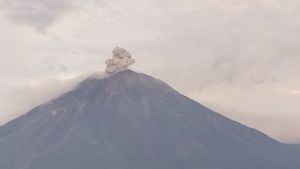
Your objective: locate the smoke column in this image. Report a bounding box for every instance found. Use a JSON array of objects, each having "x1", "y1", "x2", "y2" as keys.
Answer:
[{"x1": 105, "y1": 47, "x2": 135, "y2": 74}]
